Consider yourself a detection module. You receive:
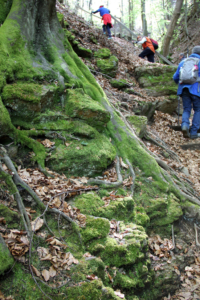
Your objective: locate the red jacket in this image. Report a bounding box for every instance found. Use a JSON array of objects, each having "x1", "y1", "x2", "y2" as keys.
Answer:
[{"x1": 102, "y1": 14, "x2": 113, "y2": 27}]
